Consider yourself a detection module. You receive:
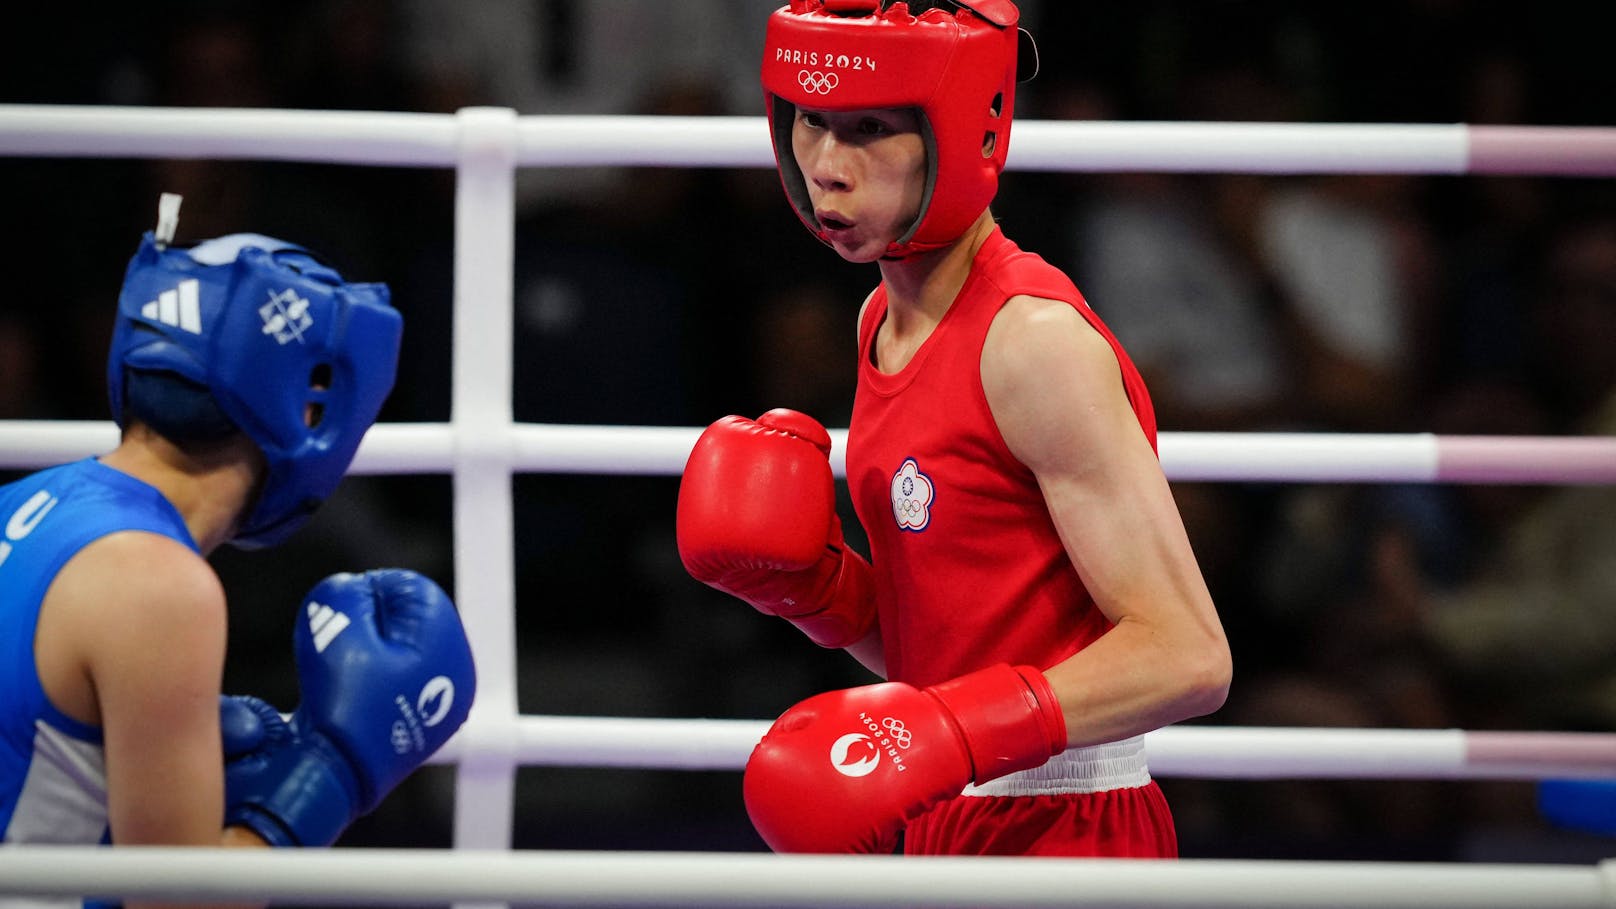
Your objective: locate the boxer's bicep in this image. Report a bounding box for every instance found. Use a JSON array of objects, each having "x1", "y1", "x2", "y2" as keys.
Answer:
[{"x1": 70, "y1": 533, "x2": 229, "y2": 846}]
